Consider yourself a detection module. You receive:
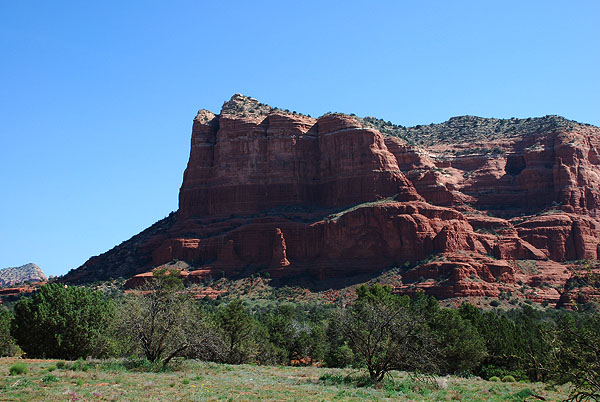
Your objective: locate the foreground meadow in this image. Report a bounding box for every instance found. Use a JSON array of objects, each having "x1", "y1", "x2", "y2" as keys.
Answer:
[{"x1": 0, "y1": 357, "x2": 571, "y2": 402}]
